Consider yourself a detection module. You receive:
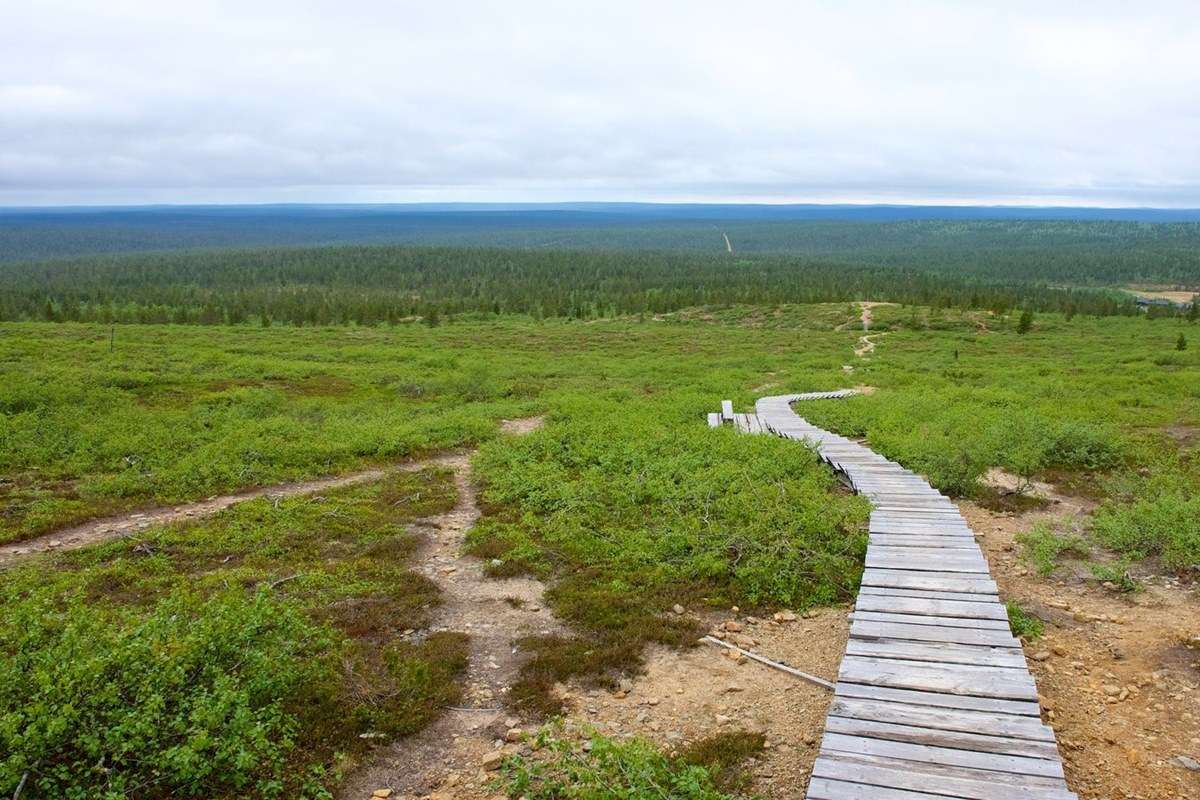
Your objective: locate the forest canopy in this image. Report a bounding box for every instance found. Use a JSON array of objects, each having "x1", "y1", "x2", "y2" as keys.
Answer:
[{"x1": 0, "y1": 242, "x2": 1170, "y2": 326}]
